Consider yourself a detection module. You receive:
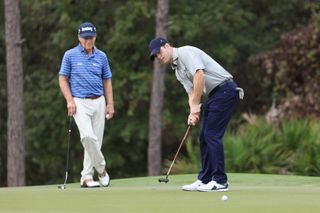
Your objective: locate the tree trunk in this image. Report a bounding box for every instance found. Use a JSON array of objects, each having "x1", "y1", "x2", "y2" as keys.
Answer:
[
  {"x1": 5, "y1": 0, "x2": 25, "y2": 186},
  {"x1": 148, "y1": 0, "x2": 169, "y2": 176}
]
